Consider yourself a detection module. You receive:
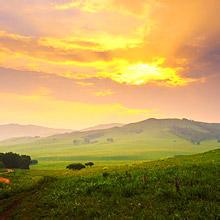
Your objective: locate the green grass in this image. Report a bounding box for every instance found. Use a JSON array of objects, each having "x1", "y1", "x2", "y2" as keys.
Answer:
[{"x1": 0, "y1": 149, "x2": 219, "y2": 219}]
